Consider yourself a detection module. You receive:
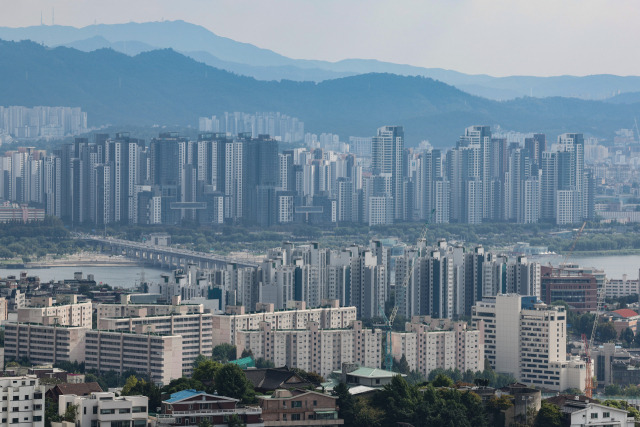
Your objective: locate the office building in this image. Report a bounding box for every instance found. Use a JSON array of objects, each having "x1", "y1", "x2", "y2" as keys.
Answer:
[{"x1": 472, "y1": 294, "x2": 587, "y2": 391}]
